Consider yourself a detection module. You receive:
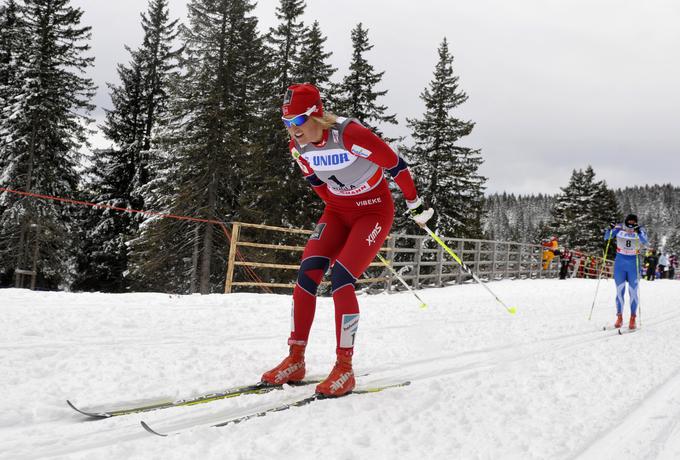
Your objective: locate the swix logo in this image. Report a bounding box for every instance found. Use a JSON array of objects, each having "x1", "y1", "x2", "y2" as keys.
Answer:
[
  {"x1": 330, "y1": 370, "x2": 353, "y2": 393},
  {"x1": 355, "y1": 197, "x2": 381, "y2": 207},
  {"x1": 275, "y1": 362, "x2": 303, "y2": 383},
  {"x1": 312, "y1": 152, "x2": 350, "y2": 167},
  {"x1": 366, "y1": 222, "x2": 382, "y2": 246}
]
